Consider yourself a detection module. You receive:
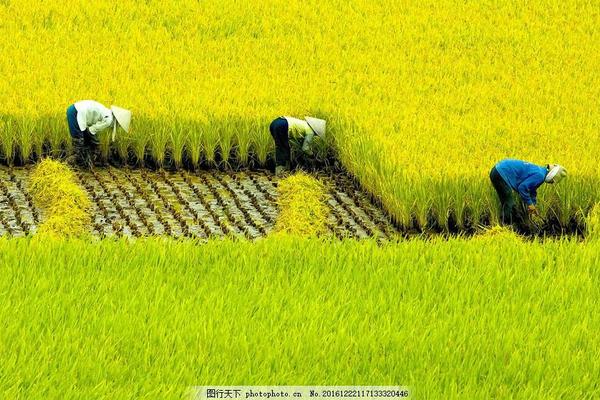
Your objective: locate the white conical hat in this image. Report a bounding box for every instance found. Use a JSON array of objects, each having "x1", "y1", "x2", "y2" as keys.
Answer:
[
  {"x1": 110, "y1": 106, "x2": 132, "y2": 140},
  {"x1": 304, "y1": 116, "x2": 326, "y2": 137},
  {"x1": 545, "y1": 164, "x2": 567, "y2": 183}
]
